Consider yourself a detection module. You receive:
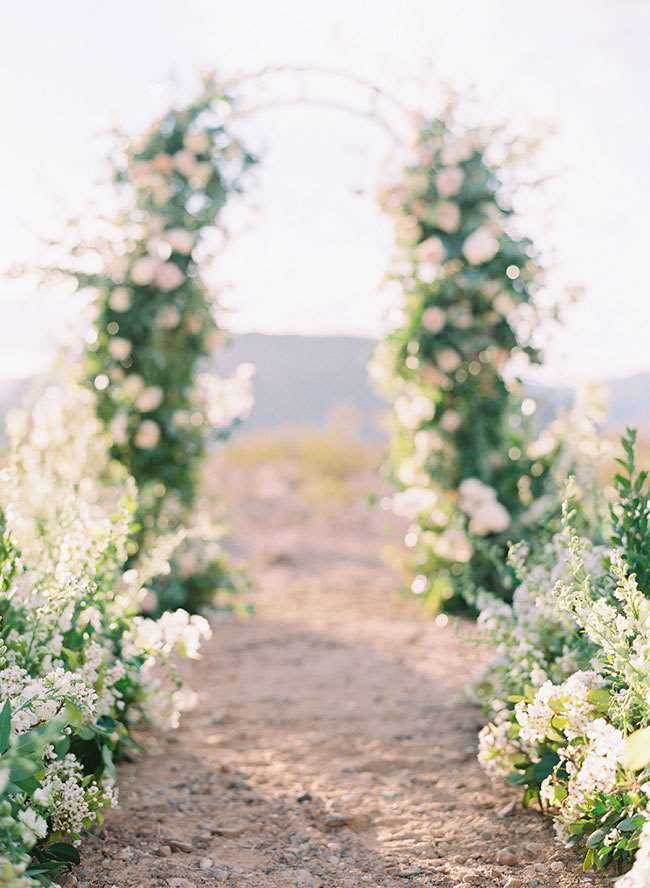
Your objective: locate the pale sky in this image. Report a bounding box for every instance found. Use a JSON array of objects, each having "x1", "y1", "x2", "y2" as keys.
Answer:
[{"x1": 1, "y1": 0, "x2": 649, "y2": 385}]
